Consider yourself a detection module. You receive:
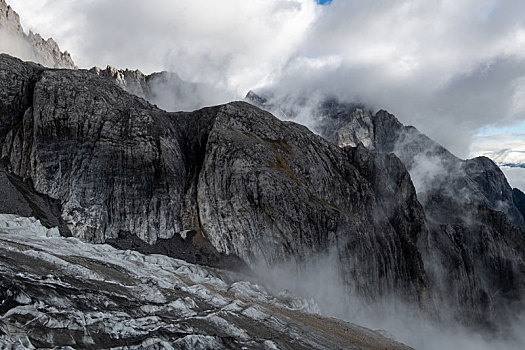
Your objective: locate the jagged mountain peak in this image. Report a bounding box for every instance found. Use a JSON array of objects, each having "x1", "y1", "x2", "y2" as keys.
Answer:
[
  {"x1": 1, "y1": 0, "x2": 525, "y2": 347},
  {"x1": 2, "y1": 55, "x2": 525, "y2": 334},
  {"x1": 247, "y1": 90, "x2": 525, "y2": 225},
  {"x1": 0, "y1": 0, "x2": 75, "y2": 69},
  {"x1": 91, "y1": 64, "x2": 233, "y2": 112}
]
